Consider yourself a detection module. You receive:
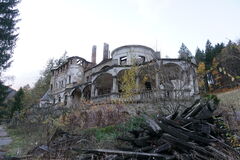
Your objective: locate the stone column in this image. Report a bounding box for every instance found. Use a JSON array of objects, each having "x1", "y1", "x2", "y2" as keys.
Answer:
[
  {"x1": 112, "y1": 76, "x2": 118, "y2": 93},
  {"x1": 95, "y1": 88, "x2": 98, "y2": 97},
  {"x1": 81, "y1": 90, "x2": 84, "y2": 99},
  {"x1": 189, "y1": 73, "x2": 194, "y2": 96},
  {"x1": 136, "y1": 76, "x2": 140, "y2": 91},
  {"x1": 192, "y1": 69, "x2": 199, "y2": 95},
  {"x1": 155, "y1": 73, "x2": 159, "y2": 89},
  {"x1": 91, "y1": 84, "x2": 95, "y2": 98},
  {"x1": 103, "y1": 43, "x2": 109, "y2": 60},
  {"x1": 92, "y1": 45, "x2": 97, "y2": 64}
]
